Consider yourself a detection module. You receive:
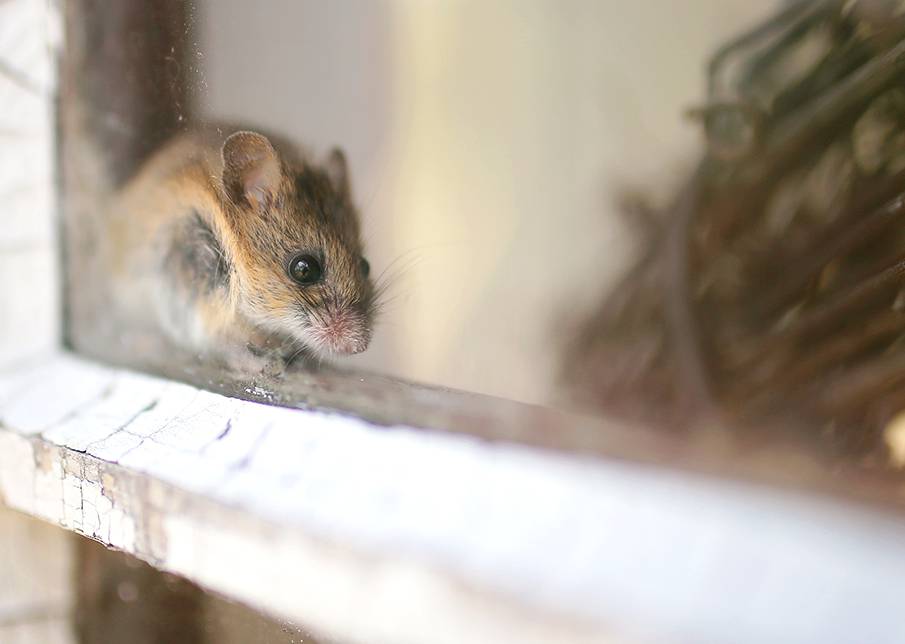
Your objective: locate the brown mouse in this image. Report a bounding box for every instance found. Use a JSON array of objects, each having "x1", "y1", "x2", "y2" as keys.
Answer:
[{"x1": 108, "y1": 128, "x2": 376, "y2": 368}]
